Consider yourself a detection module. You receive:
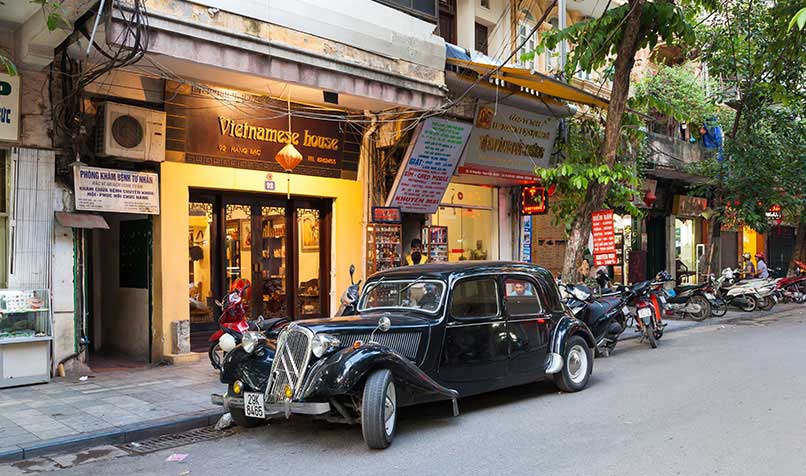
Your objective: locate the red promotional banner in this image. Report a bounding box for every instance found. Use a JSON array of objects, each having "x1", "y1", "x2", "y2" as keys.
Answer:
[{"x1": 592, "y1": 210, "x2": 617, "y2": 266}]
